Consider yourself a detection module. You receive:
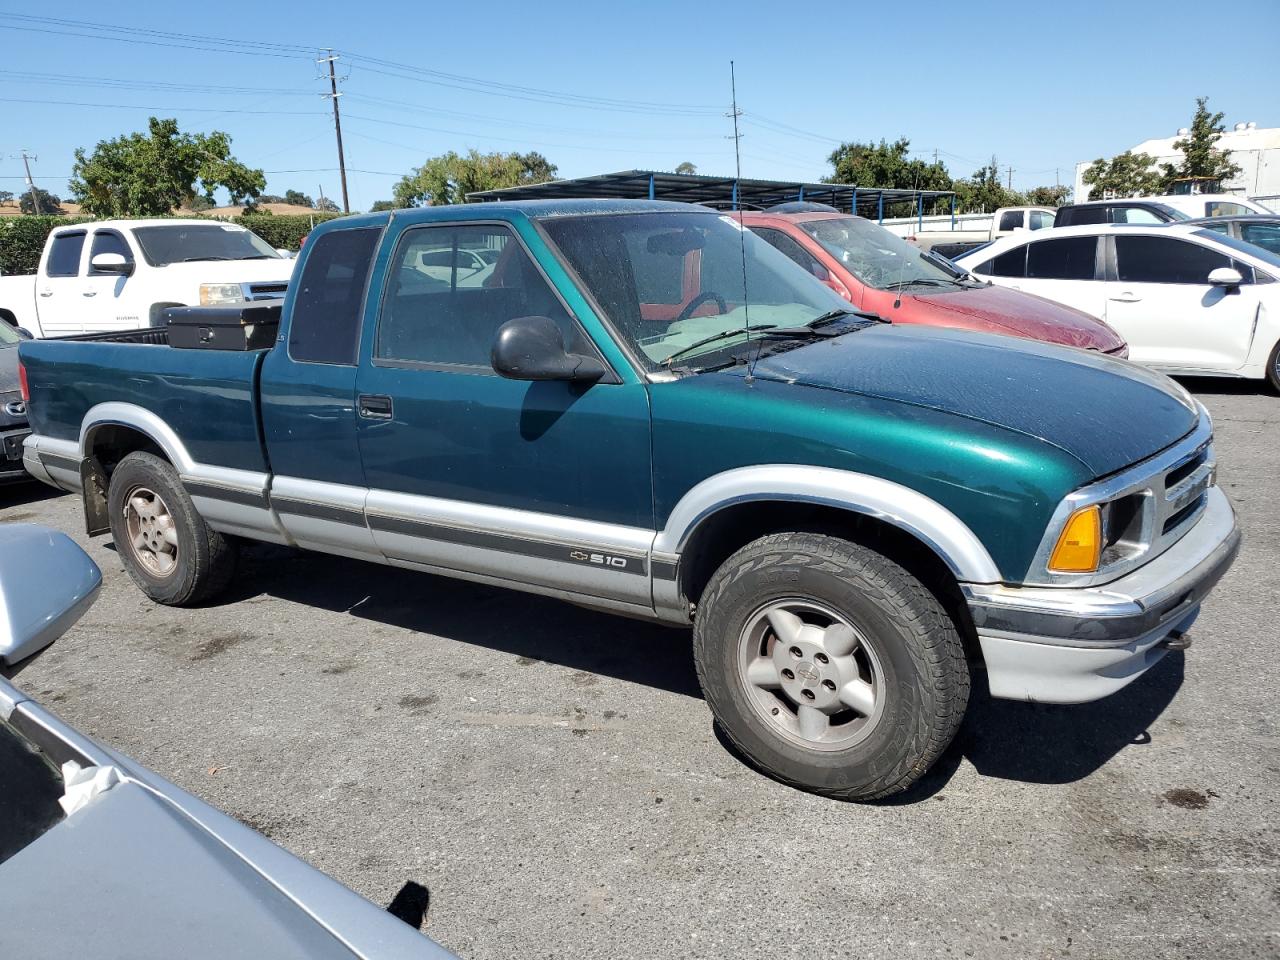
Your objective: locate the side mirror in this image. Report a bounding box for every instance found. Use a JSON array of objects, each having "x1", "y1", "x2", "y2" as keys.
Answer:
[
  {"x1": 15, "y1": 327, "x2": 33, "y2": 340},
  {"x1": 1208, "y1": 267, "x2": 1243, "y2": 287},
  {"x1": 0, "y1": 525, "x2": 102, "y2": 666},
  {"x1": 491, "y1": 315, "x2": 605, "y2": 383},
  {"x1": 90, "y1": 252, "x2": 134, "y2": 276}
]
